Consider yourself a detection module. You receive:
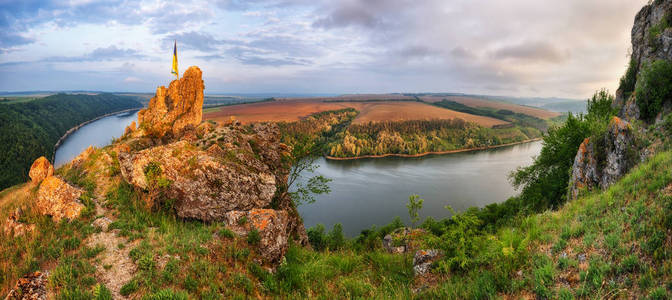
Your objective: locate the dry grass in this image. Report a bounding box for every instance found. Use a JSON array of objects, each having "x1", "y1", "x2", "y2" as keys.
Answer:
[
  {"x1": 204, "y1": 98, "x2": 509, "y2": 128},
  {"x1": 421, "y1": 96, "x2": 561, "y2": 119}
]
